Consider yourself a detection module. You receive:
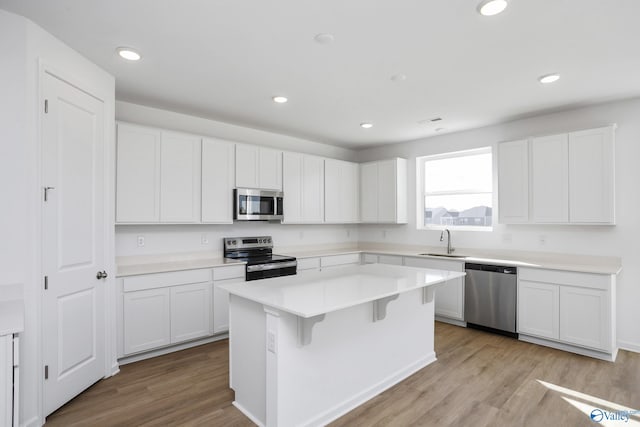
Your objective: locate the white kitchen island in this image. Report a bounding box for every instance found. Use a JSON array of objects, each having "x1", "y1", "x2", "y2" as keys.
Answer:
[{"x1": 218, "y1": 263, "x2": 466, "y2": 427}]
